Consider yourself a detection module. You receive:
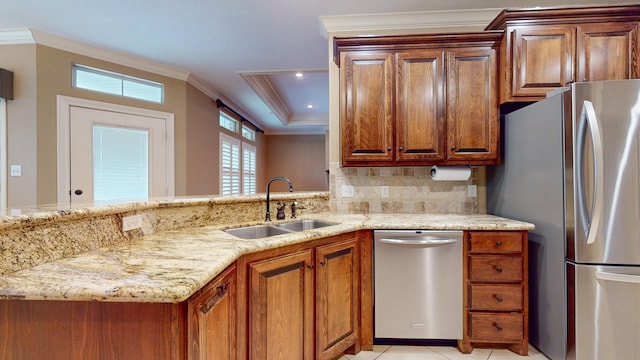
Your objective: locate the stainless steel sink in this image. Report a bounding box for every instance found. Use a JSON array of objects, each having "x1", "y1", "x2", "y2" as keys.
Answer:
[
  {"x1": 274, "y1": 219, "x2": 337, "y2": 232},
  {"x1": 224, "y1": 220, "x2": 338, "y2": 239},
  {"x1": 224, "y1": 225, "x2": 291, "y2": 239}
]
